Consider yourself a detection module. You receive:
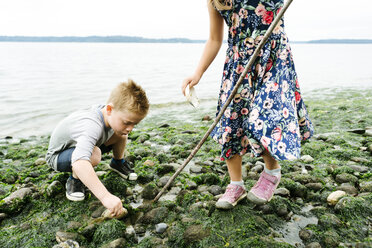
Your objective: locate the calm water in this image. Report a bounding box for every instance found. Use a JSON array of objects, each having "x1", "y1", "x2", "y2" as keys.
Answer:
[{"x1": 0, "y1": 42, "x2": 371, "y2": 137}]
